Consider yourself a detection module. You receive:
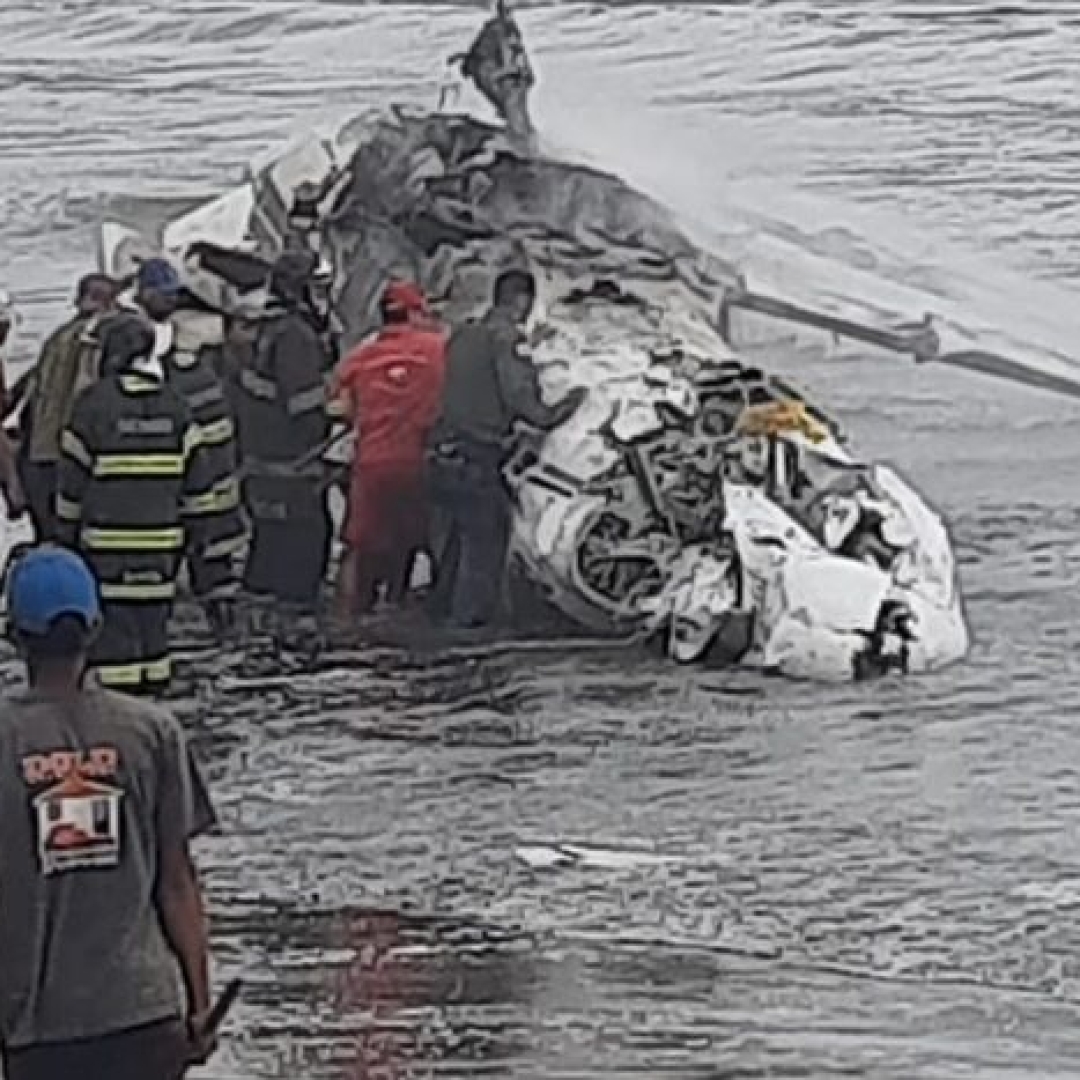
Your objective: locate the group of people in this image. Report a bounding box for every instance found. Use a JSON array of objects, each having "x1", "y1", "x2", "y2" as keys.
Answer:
[
  {"x1": 0, "y1": 252, "x2": 586, "y2": 695},
  {"x1": 0, "y1": 252, "x2": 589, "y2": 1077}
]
